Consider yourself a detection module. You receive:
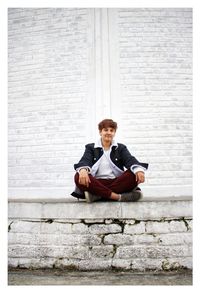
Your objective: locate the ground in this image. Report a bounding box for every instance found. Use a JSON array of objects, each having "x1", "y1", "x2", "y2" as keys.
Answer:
[{"x1": 8, "y1": 268, "x2": 192, "y2": 286}]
